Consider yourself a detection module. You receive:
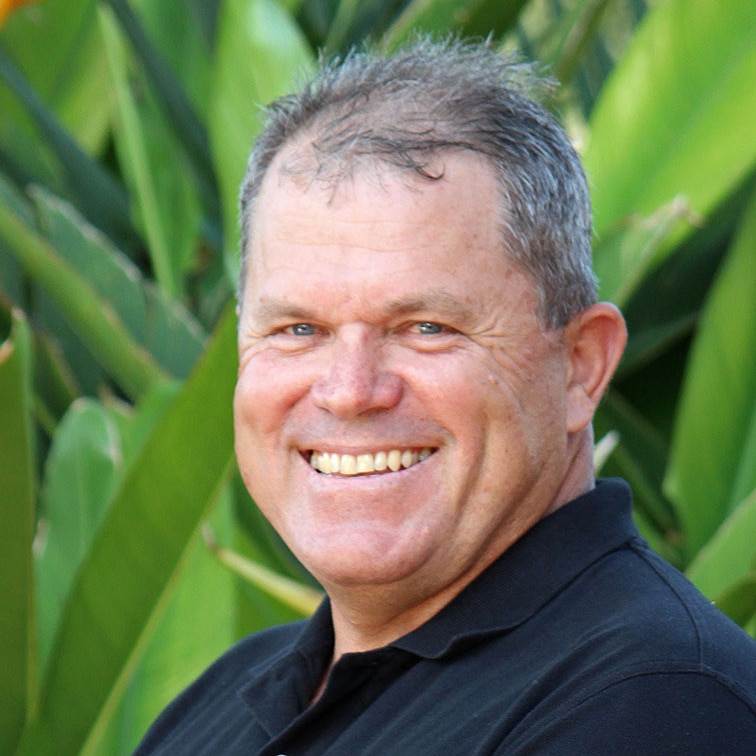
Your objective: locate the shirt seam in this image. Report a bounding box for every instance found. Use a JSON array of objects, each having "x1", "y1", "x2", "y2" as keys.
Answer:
[
  {"x1": 566, "y1": 664, "x2": 756, "y2": 717},
  {"x1": 628, "y1": 538, "x2": 705, "y2": 662}
]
